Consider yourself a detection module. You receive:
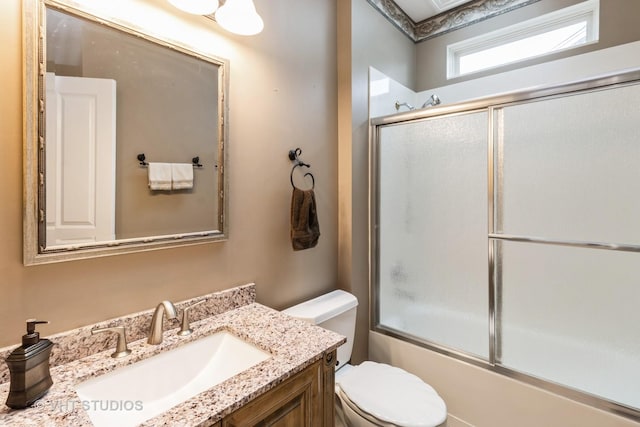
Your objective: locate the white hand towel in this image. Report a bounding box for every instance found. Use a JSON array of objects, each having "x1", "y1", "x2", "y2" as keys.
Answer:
[
  {"x1": 172, "y1": 163, "x2": 194, "y2": 190},
  {"x1": 148, "y1": 162, "x2": 172, "y2": 190}
]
